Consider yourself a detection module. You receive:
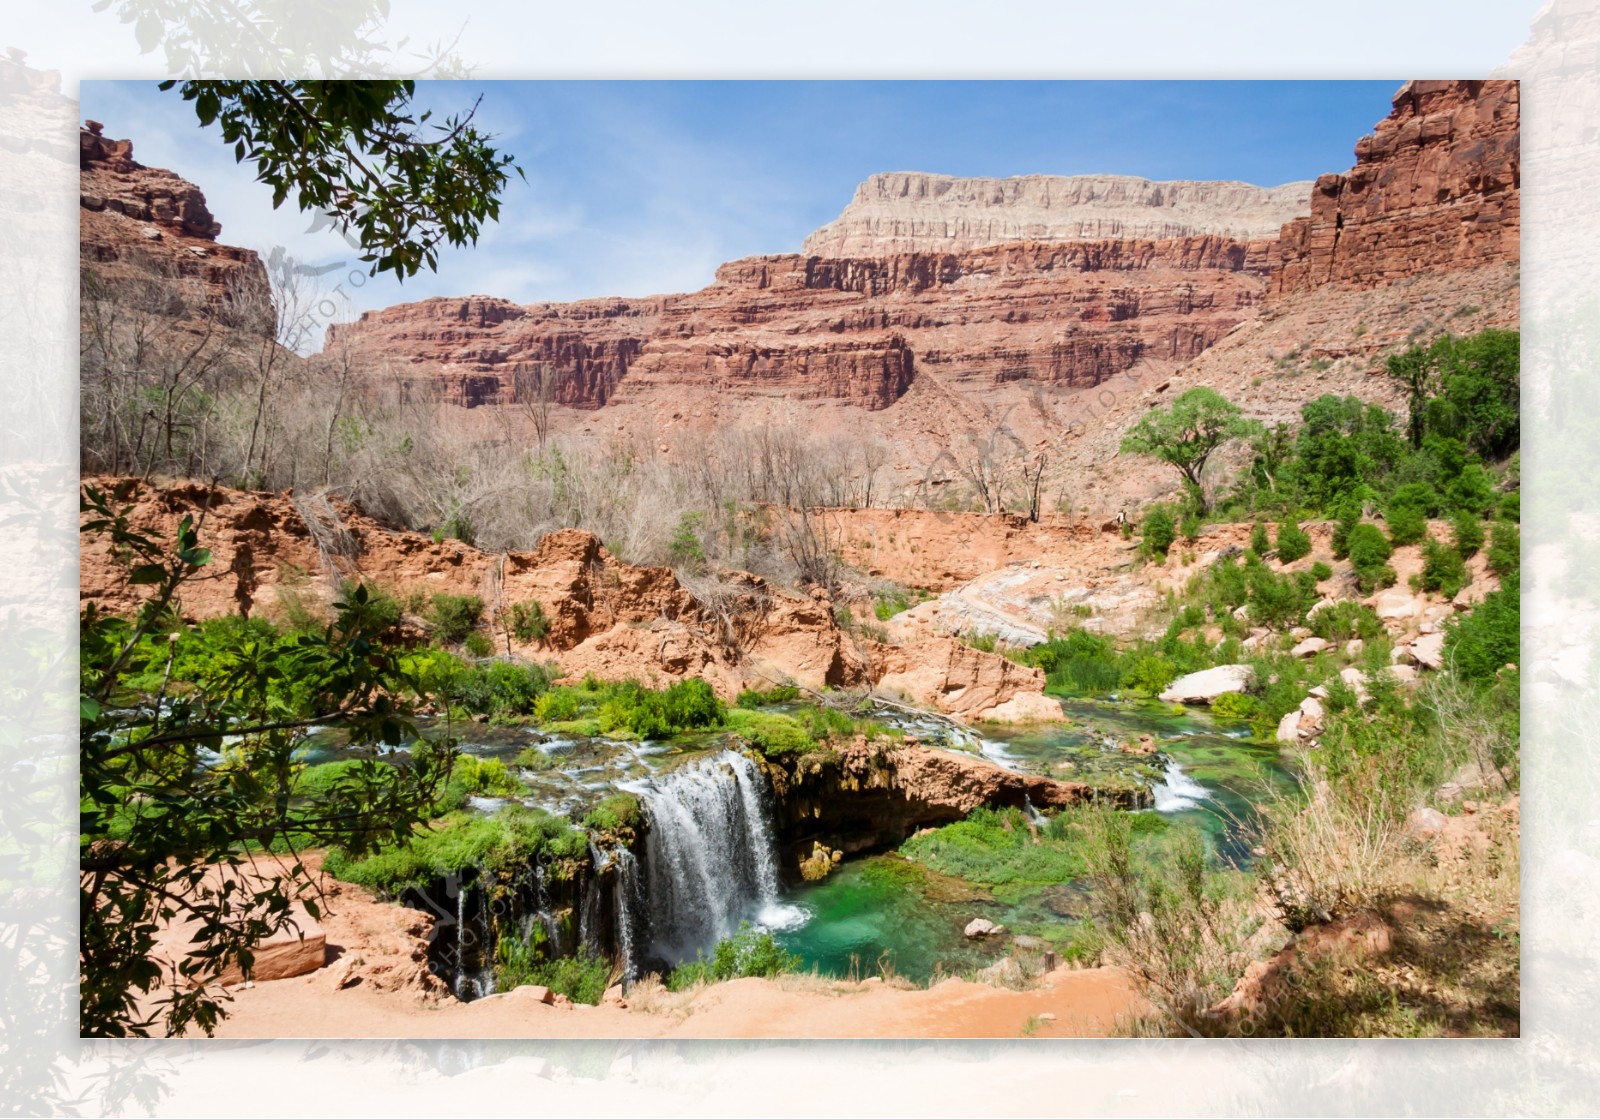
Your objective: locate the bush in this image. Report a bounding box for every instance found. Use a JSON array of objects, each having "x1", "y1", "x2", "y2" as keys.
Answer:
[
  {"x1": 1310, "y1": 561, "x2": 1333, "y2": 581},
  {"x1": 494, "y1": 924, "x2": 610, "y2": 1005},
  {"x1": 1029, "y1": 629, "x2": 1123, "y2": 694},
  {"x1": 534, "y1": 688, "x2": 581, "y2": 723},
  {"x1": 1452, "y1": 511, "x2": 1485, "y2": 558},
  {"x1": 1331, "y1": 505, "x2": 1361, "y2": 560},
  {"x1": 1249, "y1": 521, "x2": 1271, "y2": 557},
  {"x1": 1309, "y1": 601, "x2": 1381, "y2": 643},
  {"x1": 1121, "y1": 653, "x2": 1179, "y2": 695},
  {"x1": 1143, "y1": 506, "x2": 1176, "y2": 557},
  {"x1": 1418, "y1": 537, "x2": 1469, "y2": 598},
  {"x1": 1384, "y1": 504, "x2": 1428, "y2": 548},
  {"x1": 667, "y1": 923, "x2": 801, "y2": 991},
  {"x1": 1499, "y1": 491, "x2": 1520, "y2": 523},
  {"x1": 1180, "y1": 511, "x2": 1202, "y2": 543},
  {"x1": 464, "y1": 631, "x2": 494, "y2": 657},
  {"x1": 900, "y1": 806, "x2": 1101, "y2": 885},
  {"x1": 508, "y1": 600, "x2": 550, "y2": 644},
  {"x1": 451, "y1": 755, "x2": 525, "y2": 798},
  {"x1": 735, "y1": 684, "x2": 801, "y2": 708},
  {"x1": 1210, "y1": 692, "x2": 1260, "y2": 721},
  {"x1": 725, "y1": 708, "x2": 818, "y2": 756},
  {"x1": 1275, "y1": 518, "x2": 1312, "y2": 564},
  {"x1": 430, "y1": 593, "x2": 485, "y2": 644},
  {"x1": 1487, "y1": 521, "x2": 1519, "y2": 579},
  {"x1": 582, "y1": 792, "x2": 642, "y2": 834},
  {"x1": 1444, "y1": 578, "x2": 1520, "y2": 681},
  {"x1": 1346, "y1": 524, "x2": 1396, "y2": 593}
]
